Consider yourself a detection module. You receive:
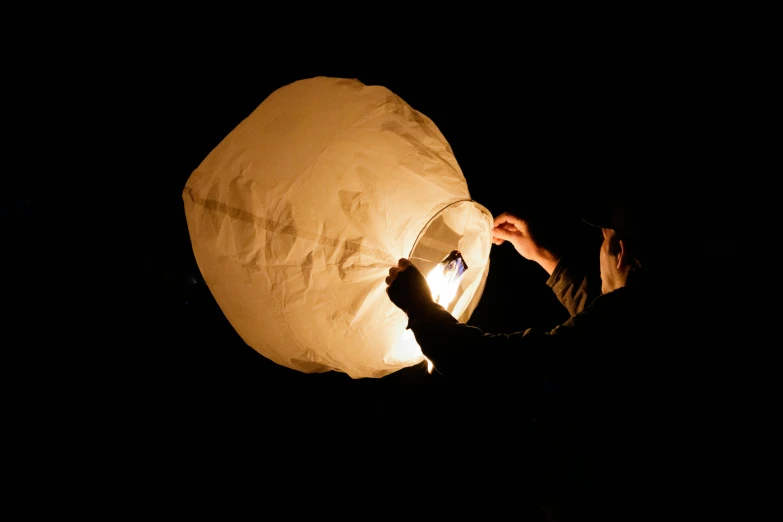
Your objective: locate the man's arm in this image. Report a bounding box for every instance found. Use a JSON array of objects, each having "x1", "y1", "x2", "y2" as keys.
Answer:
[
  {"x1": 383, "y1": 258, "x2": 559, "y2": 378},
  {"x1": 406, "y1": 301, "x2": 591, "y2": 379},
  {"x1": 491, "y1": 212, "x2": 601, "y2": 317},
  {"x1": 545, "y1": 253, "x2": 602, "y2": 317}
]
